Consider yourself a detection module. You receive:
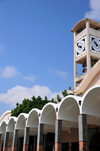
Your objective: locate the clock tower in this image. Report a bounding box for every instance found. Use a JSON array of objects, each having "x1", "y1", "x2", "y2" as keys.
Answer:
[{"x1": 72, "y1": 18, "x2": 100, "y2": 89}]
